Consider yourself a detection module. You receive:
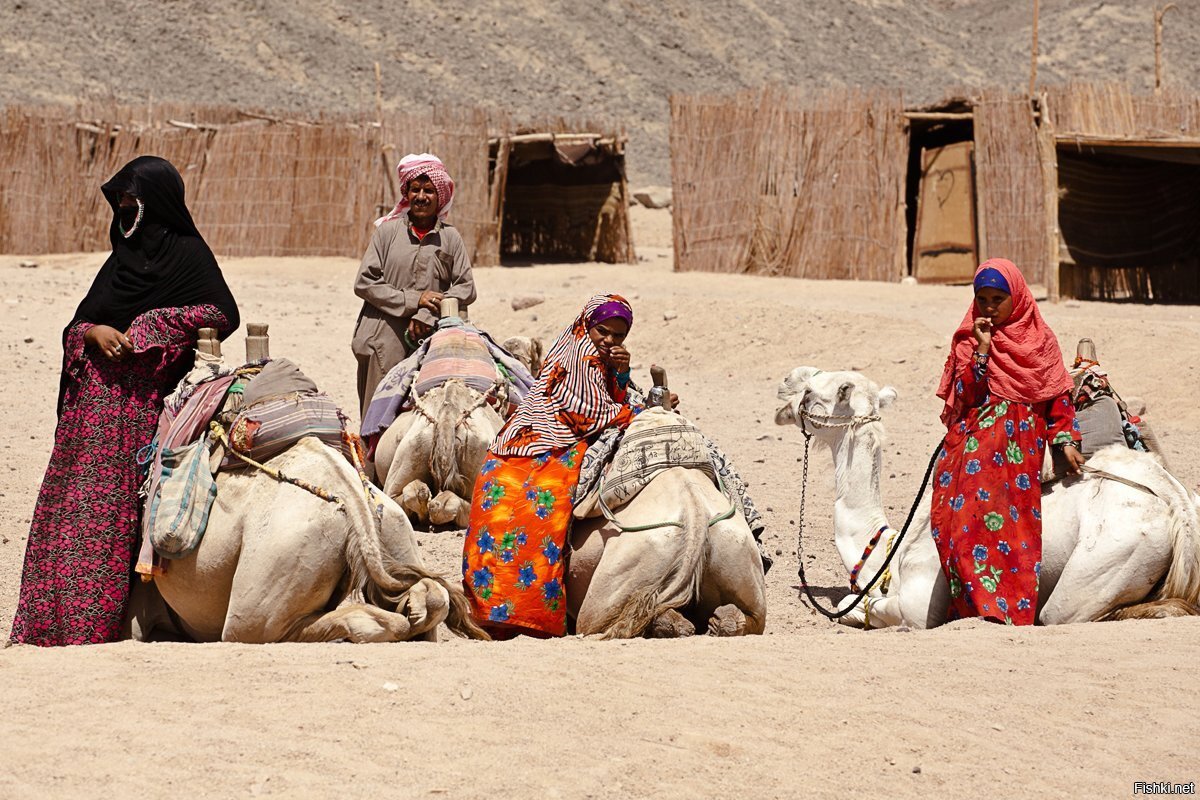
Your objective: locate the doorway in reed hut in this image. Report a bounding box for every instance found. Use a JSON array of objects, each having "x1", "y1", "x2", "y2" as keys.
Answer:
[
  {"x1": 487, "y1": 133, "x2": 635, "y2": 265},
  {"x1": 905, "y1": 105, "x2": 979, "y2": 284},
  {"x1": 1054, "y1": 139, "x2": 1200, "y2": 303}
]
